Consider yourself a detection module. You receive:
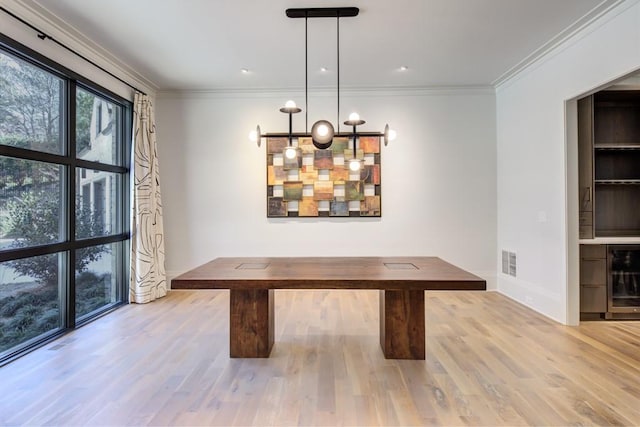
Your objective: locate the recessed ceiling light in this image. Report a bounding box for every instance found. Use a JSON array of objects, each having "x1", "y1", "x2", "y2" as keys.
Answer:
[
  {"x1": 241, "y1": 68, "x2": 249, "y2": 74},
  {"x1": 320, "y1": 67, "x2": 328, "y2": 72},
  {"x1": 399, "y1": 66, "x2": 409, "y2": 71}
]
